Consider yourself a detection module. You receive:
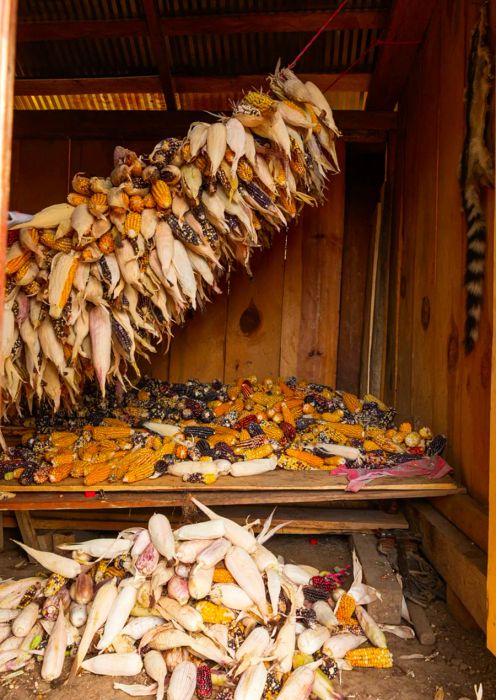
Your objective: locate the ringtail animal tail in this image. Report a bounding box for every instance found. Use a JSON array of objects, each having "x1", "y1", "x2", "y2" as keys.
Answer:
[{"x1": 460, "y1": 1, "x2": 494, "y2": 354}]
